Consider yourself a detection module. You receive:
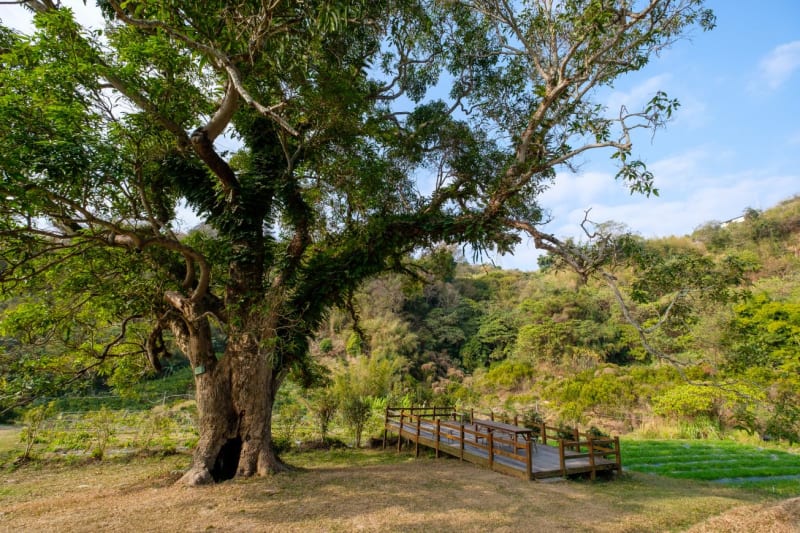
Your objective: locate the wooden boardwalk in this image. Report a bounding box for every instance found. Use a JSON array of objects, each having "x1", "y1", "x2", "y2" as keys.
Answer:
[{"x1": 383, "y1": 407, "x2": 621, "y2": 481}]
